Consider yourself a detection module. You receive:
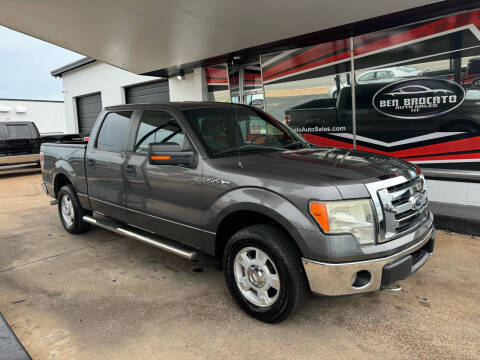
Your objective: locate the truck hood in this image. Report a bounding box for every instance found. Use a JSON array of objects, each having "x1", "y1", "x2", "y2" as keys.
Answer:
[{"x1": 241, "y1": 147, "x2": 416, "y2": 185}]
